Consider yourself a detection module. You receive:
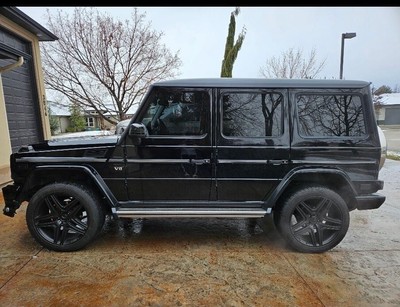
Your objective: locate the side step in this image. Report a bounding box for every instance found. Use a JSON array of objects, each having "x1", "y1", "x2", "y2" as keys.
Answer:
[{"x1": 115, "y1": 207, "x2": 270, "y2": 218}]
